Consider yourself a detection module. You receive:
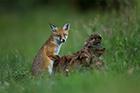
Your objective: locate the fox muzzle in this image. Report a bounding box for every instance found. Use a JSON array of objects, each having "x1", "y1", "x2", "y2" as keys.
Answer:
[{"x1": 61, "y1": 39, "x2": 66, "y2": 43}]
